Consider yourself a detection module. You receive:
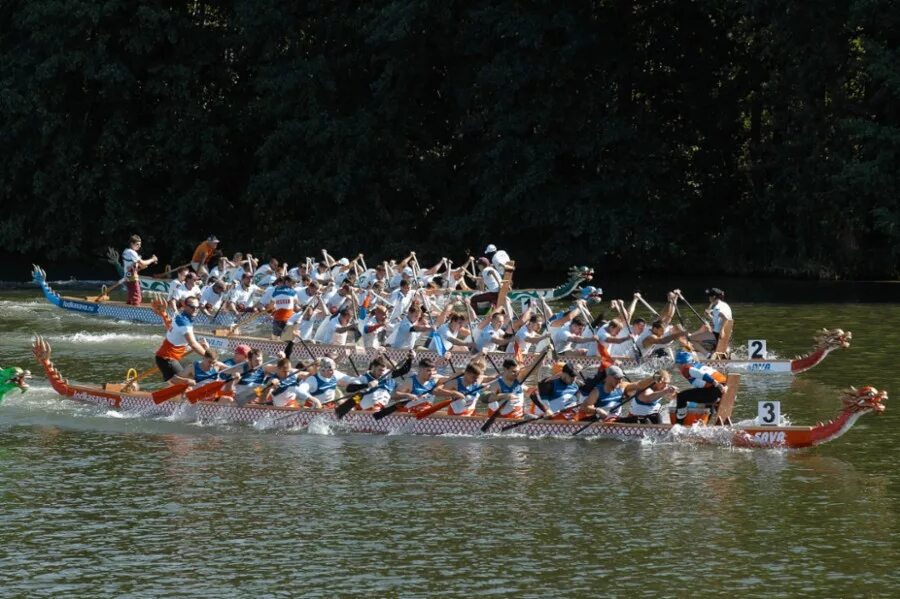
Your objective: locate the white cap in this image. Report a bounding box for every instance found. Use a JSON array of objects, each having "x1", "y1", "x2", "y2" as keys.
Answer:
[
  {"x1": 338, "y1": 257, "x2": 350, "y2": 266},
  {"x1": 484, "y1": 244, "x2": 498, "y2": 254},
  {"x1": 402, "y1": 267, "x2": 414, "y2": 276}
]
